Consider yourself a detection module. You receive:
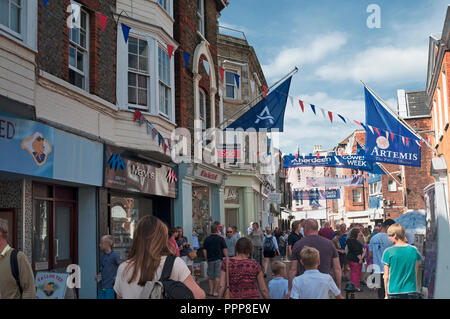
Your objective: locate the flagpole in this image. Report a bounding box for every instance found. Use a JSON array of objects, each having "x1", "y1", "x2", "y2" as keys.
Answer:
[
  {"x1": 361, "y1": 81, "x2": 441, "y2": 157},
  {"x1": 376, "y1": 162, "x2": 402, "y2": 186},
  {"x1": 218, "y1": 67, "x2": 299, "y2": 129}
]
